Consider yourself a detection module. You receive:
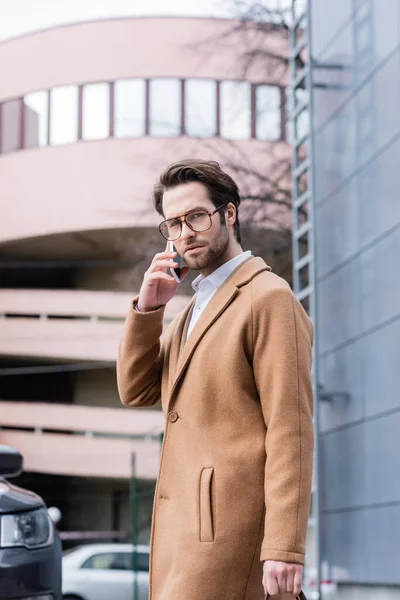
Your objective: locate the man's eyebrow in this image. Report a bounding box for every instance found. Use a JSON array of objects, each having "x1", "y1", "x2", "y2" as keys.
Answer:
[{"x1": 165, "y1": 206, "x2": 208, "y2": 220}]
